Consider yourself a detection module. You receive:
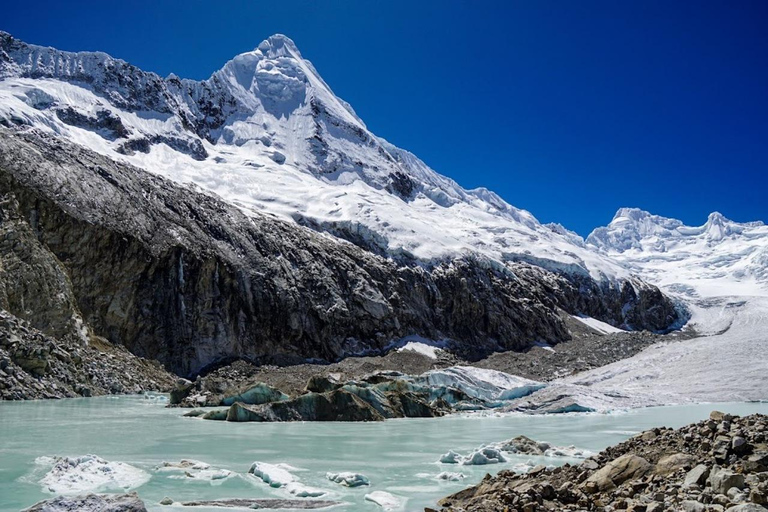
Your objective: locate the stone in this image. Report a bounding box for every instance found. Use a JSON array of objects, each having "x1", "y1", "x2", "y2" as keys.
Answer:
[
  {"x1": 711, "y1": 469, "x2": 745, "y2": 494},
  {"x1": 681, "y1": 502, "x2": 706, "y2": 512},
  {"x1": 656, "y1": 453, "x2": 697, "y2": 476},
  {"x1": 684, "y1": 464, "x2": 710, "y2": 487},
  {"x1": 159, "y1": 497, "x2": 174, "y2": 505},
  {"x1": 725, "y1": 505, "x2": 768, "y2": 512},
  {"x1": 585, "y1": 455, "x2": 652, "y2": 492}
]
